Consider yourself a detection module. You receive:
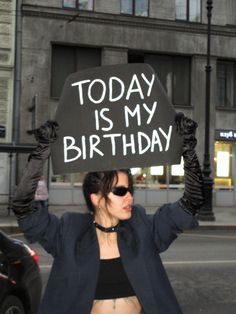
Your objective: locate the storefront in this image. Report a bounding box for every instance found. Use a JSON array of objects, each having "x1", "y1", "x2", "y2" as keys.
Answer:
[
  {"x1": 49, "y1": 159, "x2": 185, "y2": 207},
  {"x1": 214, "y1": 129, "x2": 236, "y2": 206},
  {"x1": 49, "y1": 129, "x2": 236, "y2": 207}
]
